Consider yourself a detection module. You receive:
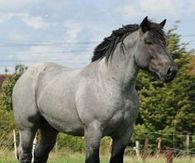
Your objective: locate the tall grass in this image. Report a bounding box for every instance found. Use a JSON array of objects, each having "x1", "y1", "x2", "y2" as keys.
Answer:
[{"x1": 0, "y1": 150, "x2": 194, "y2": 163}]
